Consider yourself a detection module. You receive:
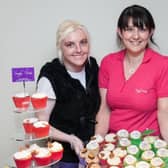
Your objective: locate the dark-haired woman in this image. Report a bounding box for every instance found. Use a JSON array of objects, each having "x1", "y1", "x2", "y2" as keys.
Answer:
[{"x1": 95, "y1": 4, "x2": 168, "y2": 142}]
